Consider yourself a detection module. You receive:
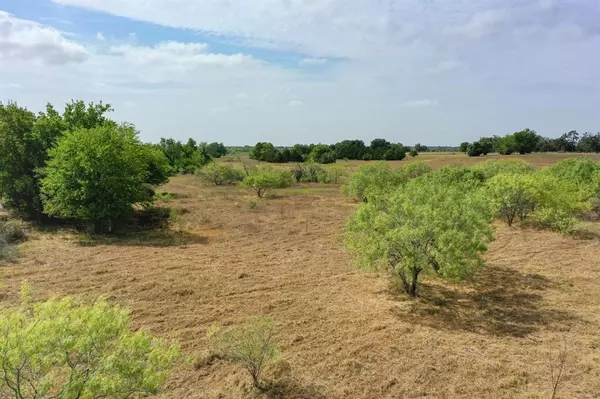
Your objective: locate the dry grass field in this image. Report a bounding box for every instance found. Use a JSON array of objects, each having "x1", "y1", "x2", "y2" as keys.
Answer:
[{"x1": 2, "y1": 153, "x2": 600, "y2": 398}]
